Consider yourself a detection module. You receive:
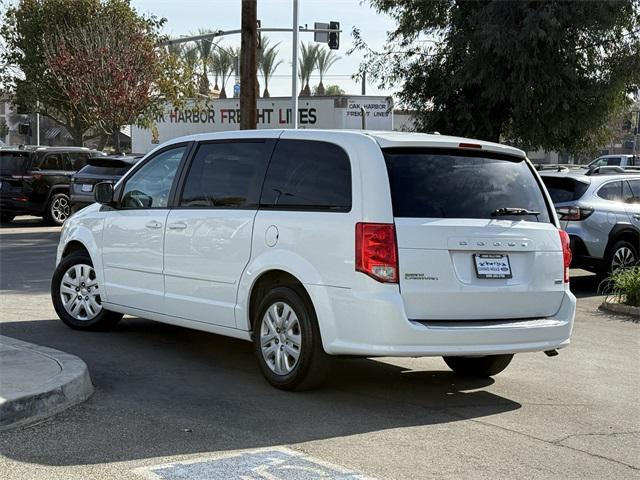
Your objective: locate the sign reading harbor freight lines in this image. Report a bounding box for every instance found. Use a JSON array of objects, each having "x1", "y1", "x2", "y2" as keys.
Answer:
[{"x1": 131, "y1": 96, "x2": 393, "y2": 153}]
